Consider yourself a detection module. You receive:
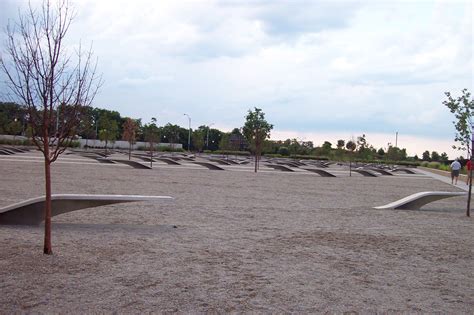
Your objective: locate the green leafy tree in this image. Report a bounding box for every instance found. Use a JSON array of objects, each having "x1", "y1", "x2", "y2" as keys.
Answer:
[
  {"x1": 335, "y1": 139, "x2": 345, "y2": 159},
  {"x1": 387, "y1": 146, "x2": 407, "y2": 161},
  {"x1": 444, "y1": 88, "x2": 474, "y2": 216},
  {"x1": 357, "y1": 134, "x2": 367, "y2": 151},
  {"x1": 0, "y1": 102, "x2": 25, "y2": 134},
  {"x1": 218, "y1": 132, "x2": 232, "y2": 151},
  {"x1": 7, "y1": 119, "x2": 22, "y2": 139},
  {"x1": 357, "y1": 134, "x2": 374, "y2": 160},
  {"x1": 192, "y1": 128, "x2": 205, "y2": 152},
  {"x1": 440, "y1": 152, "x2": 449, "y2": 162},
  {"x1": 377, "y1": 148, "x2": 385, "y2": 158},
  {"x1": 278, "y1": 146, "x2": 290, "y2": 156},
  {"x1": 337, "y1": 139, "x2": 345, "y2": 149},
  {"x1": 206, "y1": 128, "x2": 222, "y2": 151},
  {"x1": 160, "y1": 123, "x2": 186, "y2": 150},
  {"x1": 422, "y1": 150, "x2": 431, "y2": 161},
  {"x1": 346, "y1": 140, "x2": 356, "y2": 152},
  {"x1": 99, "y1": 115, "x2": 119, "y2": 153},
  {"x1": 321, "y1": 141, "x2": 332, "y2": 156},
  {"x1": 443, "y1": 89, "x2": 474, "y2": 155},
  {"x1": 229, "y1": 128, "x2": 245, "y2": 151},
  {"x1": 431, "y1": 151, "x2": 440, "y2": 162},
  {"x1": 78, "y1": 106, "x2": 96, "y2": 148},
  {"x1": 243, "y1": 107, "x2": 273, "y2": 173}
]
